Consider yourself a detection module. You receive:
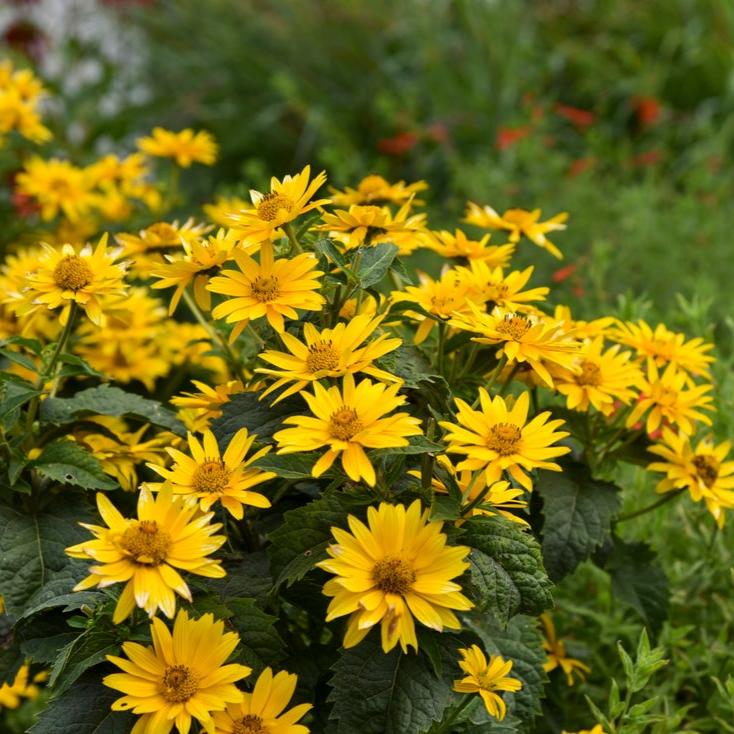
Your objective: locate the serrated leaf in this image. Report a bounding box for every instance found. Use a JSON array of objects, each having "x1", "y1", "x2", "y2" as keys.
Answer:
[
  {"x1": 0, "y1": 380, "x2": 41, "y2": 417},
  {"x1": 32, "y1": 440, "x2": 117, "y2": 490},
  {"x1": 21, "y1": 633, "x2": 79, "y2": 665},
  {"x1": 353, "y1": 243, "x2": 399, "y2": 288},
  {"x1": 204, "y1": 552, "x2": 273, "y2": 606},
  {"x1": 227, "y1": 598, "x2": 286, "y2": 671},
  {"x1": 0, "y1": 346, "x2": 40, "y2": 373},
  {"x1": 253, "y1": 452, "x2": 327, "y2": 479},
  {"x1": 461, "y1": 516, "x2": 553, "y2": 624},
  {"x1": 537, "y1": 462, "x2": 621, "y2": 581},
  {"x1": 378, "y1": 435, "x2": 443, "y2": 456},
  {"x1": 313, "y1": 237, "x2": 349, "y2": 270},
  {"x1": 50, "y1": 628, "x2": 120, "y2": 696}
]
